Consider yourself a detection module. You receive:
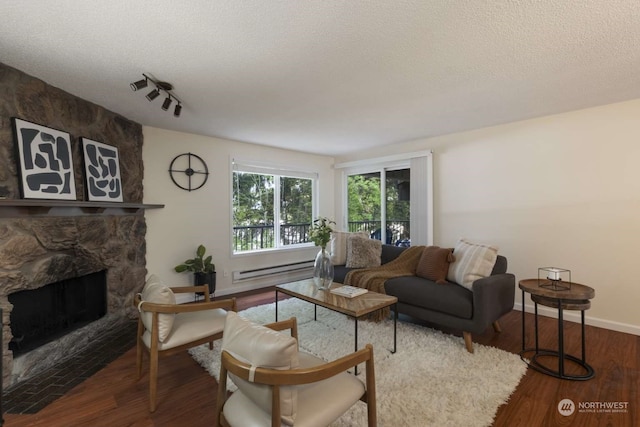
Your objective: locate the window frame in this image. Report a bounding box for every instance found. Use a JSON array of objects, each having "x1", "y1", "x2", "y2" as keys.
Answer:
[
  {"x1": 335, "y1": 150, "x2": 433, "y2": 246},
  {"x1": 231, "y1": 158, "x2": 318, "y2": 255}
]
